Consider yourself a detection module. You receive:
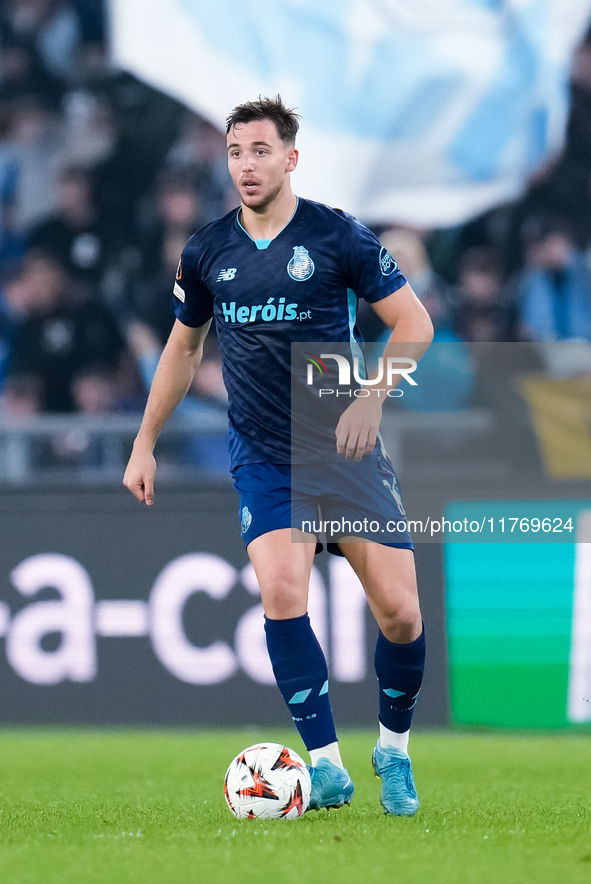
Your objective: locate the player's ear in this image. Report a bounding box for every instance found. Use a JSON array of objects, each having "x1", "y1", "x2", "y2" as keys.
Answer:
[{"x1": 286, "y1": 148, "x2": 299, "y2": 173}]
